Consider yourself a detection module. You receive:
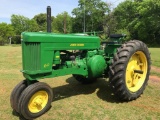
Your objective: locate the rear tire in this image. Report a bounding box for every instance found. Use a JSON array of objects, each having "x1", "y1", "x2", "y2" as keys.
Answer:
[{"x1": 109, "y1": 40, "x2": 151, "y2": 101}]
